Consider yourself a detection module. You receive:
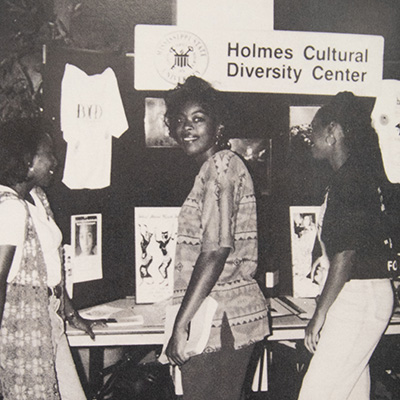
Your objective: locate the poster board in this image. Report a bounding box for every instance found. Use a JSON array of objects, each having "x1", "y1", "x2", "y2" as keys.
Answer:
[
  {"x1": 71, "y1": 213, "x2": 103, "y2": 283},
  {"x1": 135, "y1": 207, "x2": 180, "y2": 304}
]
